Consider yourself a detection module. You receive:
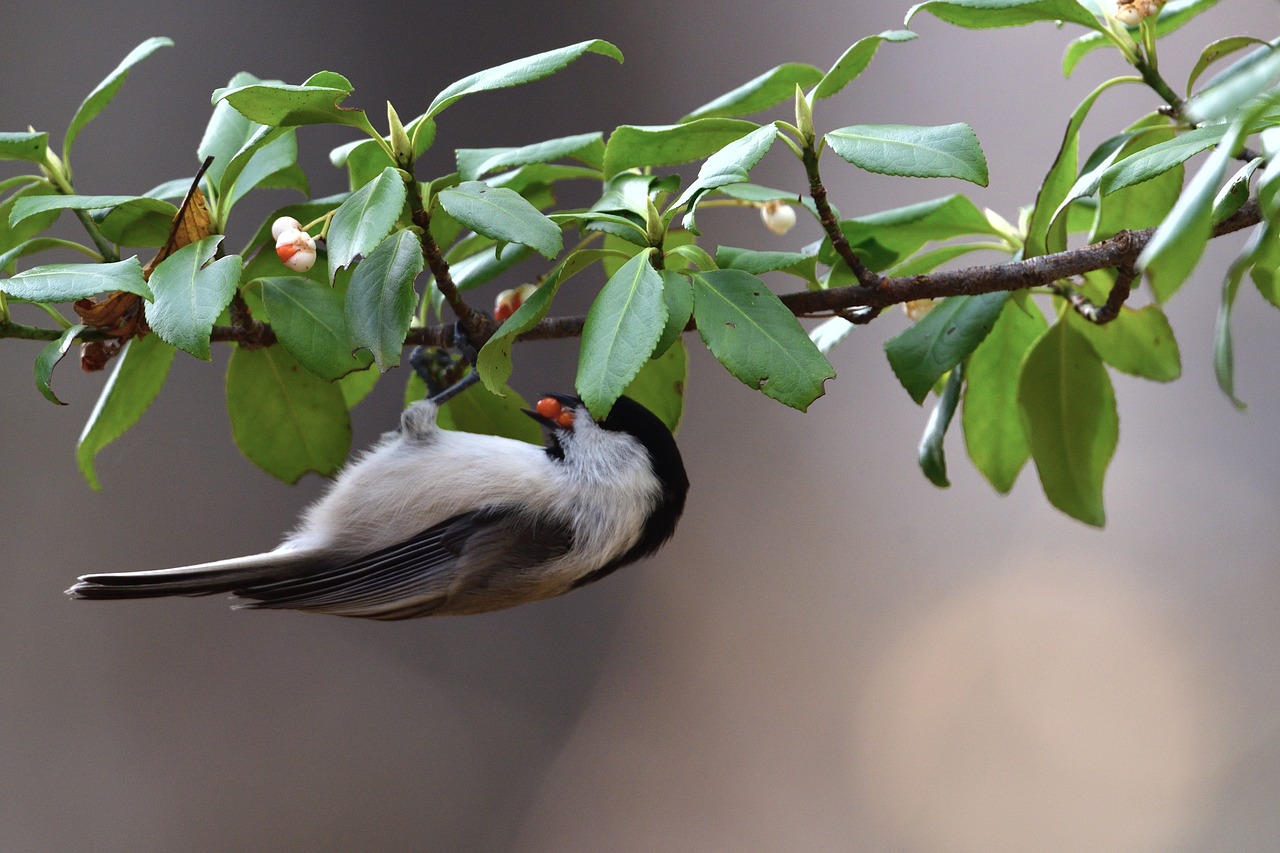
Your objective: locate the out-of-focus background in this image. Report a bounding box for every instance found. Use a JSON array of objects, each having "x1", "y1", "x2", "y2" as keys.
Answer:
[{"x1": 3, "y1": 2, "x2": 1279, "y2": 850}]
